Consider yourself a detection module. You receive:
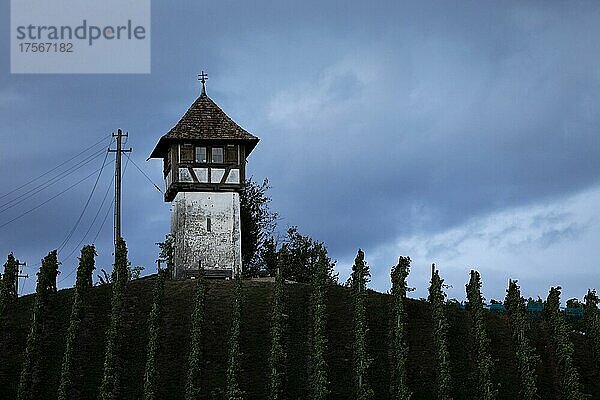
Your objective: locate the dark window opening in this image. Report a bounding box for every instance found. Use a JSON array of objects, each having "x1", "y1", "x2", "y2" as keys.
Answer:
[
  {"x1": 207, "y1": 217, "x2": 212, "y2": 232},
  {"x1": 181, "y1": 144, "x2": 194, "y2": 162},
  {"x1": 225, "y1": 144, "x2": 238, "y2": 164}
]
